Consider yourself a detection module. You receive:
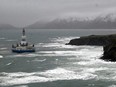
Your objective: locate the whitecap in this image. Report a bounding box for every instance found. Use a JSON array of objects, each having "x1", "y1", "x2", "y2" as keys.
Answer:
[
  {"x1": 26, "y1": 54, "x2": 39, "y2": 57},
  {"x1": 36, "y1": 37, "x2": 80, "y2": 49},
  {"x1": 0, "y1": 47, "x2": 7, "y2": 50},
  {"x1": 38, "y1": 50, "x2": 80, "y2": 57},
  {"x1": 0, "y1": 37, "x2": 5, "y2": 40},
  {"x1": 6, "y1": 63, "x2": 12, "y2": 66},
  {"x1": 40, "y1": 43, "x2": 61, "y2": 48},
  {"x1": 6, "y1": 39, "x2": 17, "y2": 42},
  {"x1": 51, "y1": 37, "x2": 79, "y2": 44},
  {"x1": 10, "y1": 54, "x2": 39, "y2": 58},
  {"x1": 82, "y1": 67, "x2": 108, "y2": 73},
  {"x1": 77, "y1": 59, "x2": 103, "y2": 66},
  {"x1": 37, "y1": 46, "x2": 102, "y2": 57},
  {"x1": 108, "y1": 85, "x2": 116, "y2": 87},
  {"x1": 0, "y1": 55, "x2": 3, "y2": 58},
  {"x1": 37, "y1": 42, "x2": 77, "y2": 49},
  {"x1": 32, "y1": 58, "x2": 46, "y2": 62},
  {"x1": 0, "y1": 68, "x2": 97, "y2": 86},
  {"x1": 14, "y1": 85, "x2": 28, "y2": 87}
]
